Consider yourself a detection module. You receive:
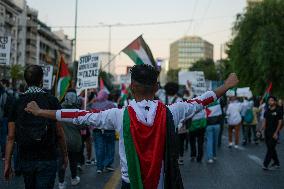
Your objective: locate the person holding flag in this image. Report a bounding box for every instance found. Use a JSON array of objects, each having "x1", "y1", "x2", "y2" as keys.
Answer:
[{"x1": 25, "y1": 63, "x2": 239, "y2": 189}]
